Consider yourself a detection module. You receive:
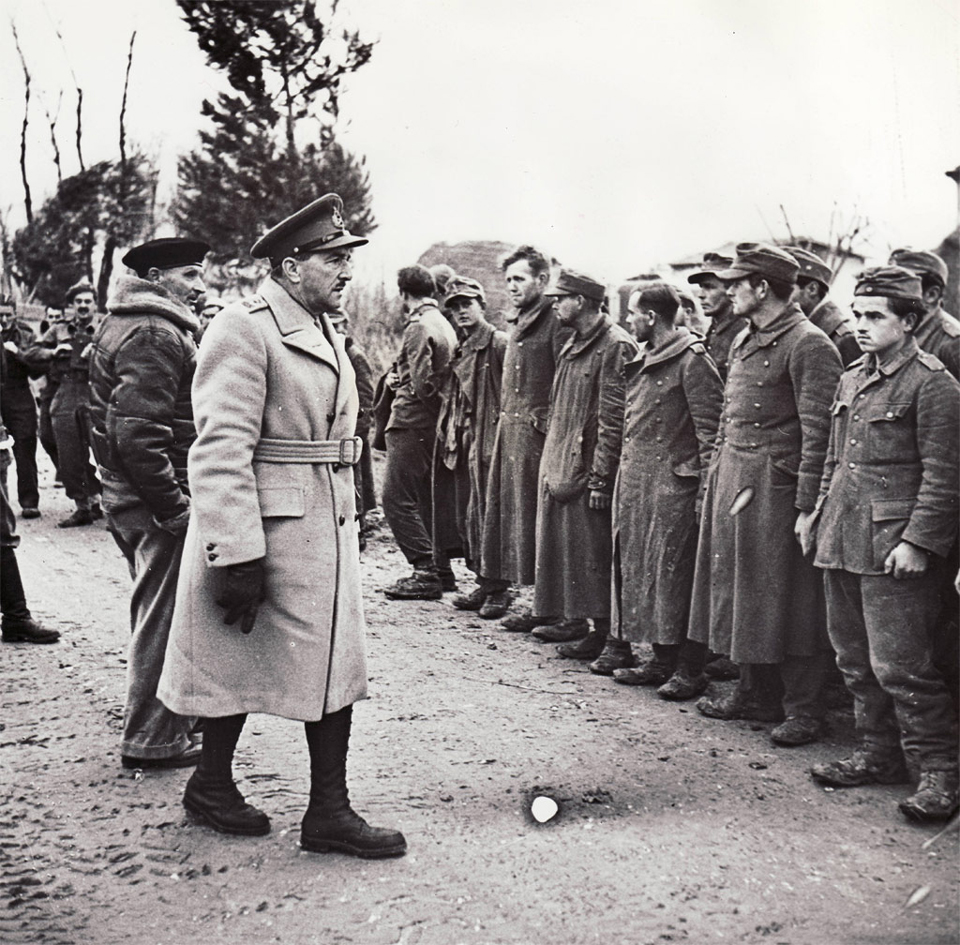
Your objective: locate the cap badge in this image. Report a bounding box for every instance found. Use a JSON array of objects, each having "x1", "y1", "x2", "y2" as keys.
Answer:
[{"x1": 331, "y1": 207, "x2": 344, "y2": 230}]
